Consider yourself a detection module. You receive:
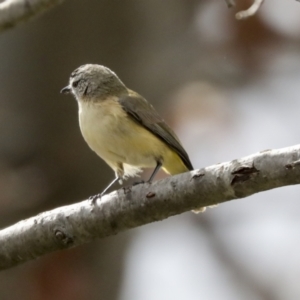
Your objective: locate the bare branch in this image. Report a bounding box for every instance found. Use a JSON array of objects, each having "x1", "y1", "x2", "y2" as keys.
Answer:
[
  {"x1": 0, "y1": 0, "x2": 66, "y2": 33},
  {"x1": 235, "y1": 0, "x2": 265, "y2": 20},
  {"x1": 1, "y1": 144, "x2": 300, "y2": 270}
]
